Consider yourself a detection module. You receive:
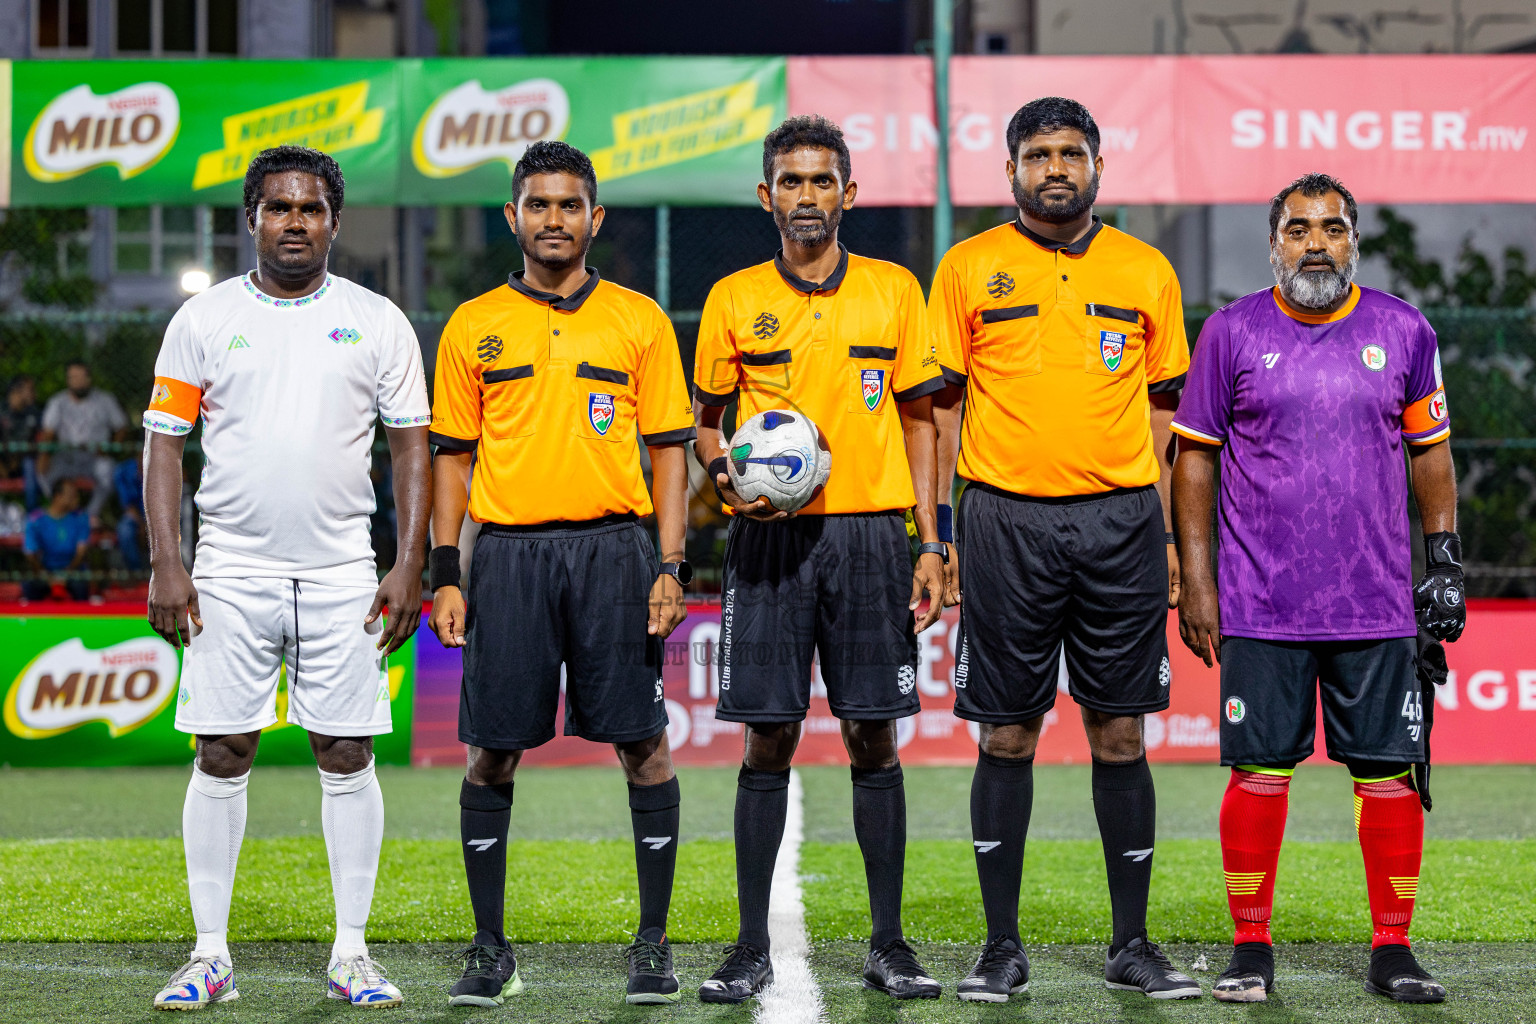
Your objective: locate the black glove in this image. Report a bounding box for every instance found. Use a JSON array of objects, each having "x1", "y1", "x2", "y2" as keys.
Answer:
[{"x1": 1413, "y1": 532, "x2": 1465, "y2": 643}]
